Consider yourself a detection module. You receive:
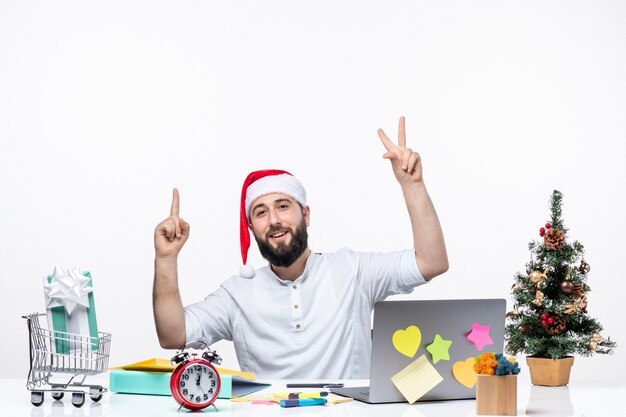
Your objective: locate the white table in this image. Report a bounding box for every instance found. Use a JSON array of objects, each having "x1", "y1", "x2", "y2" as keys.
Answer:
[{"x1": 2, "y1": 374, "x2": 625, "y2": 417}]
